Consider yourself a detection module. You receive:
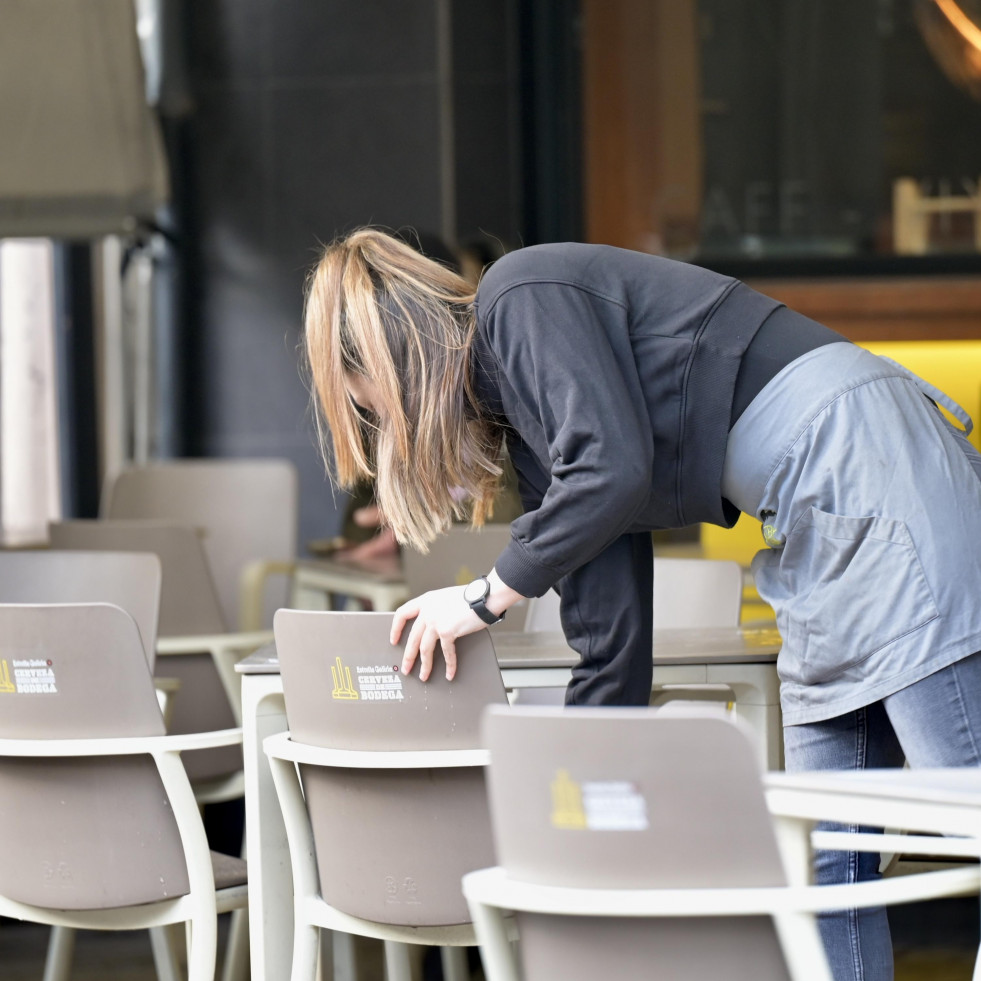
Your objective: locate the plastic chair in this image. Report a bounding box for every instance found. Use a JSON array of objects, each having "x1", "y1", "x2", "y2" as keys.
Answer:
[
  {"x1": 525, "y1": 556, "x2": 743, "y2": 632},
  {"x1": 463, "y1": 706, "x2": 980, "y2": 981},
  {"x1": 0, "y1": 548, "x2": 180, "y2": 724},
  {"x1": 651, "y1": 556, "x2": 743, "y2": 628},
  {"x1": 263, "y1": 610, "x2": 513, "y2": 981},
  {"x1": 0, "y1": 549, "x2": 161, "y2": 666},
  {"x1": 402, "y1": 524, "x2": 530, "y2": 630},
  {"x1": 0, "y1": 602, "x2": 248, "y2": 981},
  {"x1": 39, "y1": 531, "x2": 253, "y2": 980},
  {"x1": 101, "y1": 458, "x2": 299, "y2": 632},
  {"x1": 50, "y1": 519, "x2": 273, "y2": 797}
]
